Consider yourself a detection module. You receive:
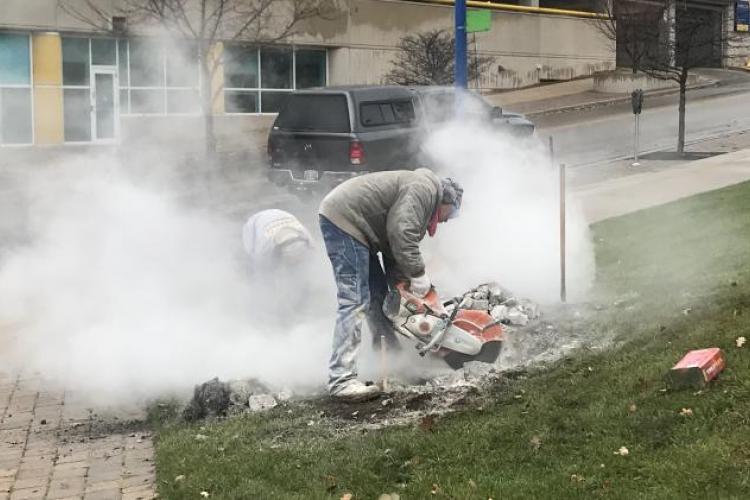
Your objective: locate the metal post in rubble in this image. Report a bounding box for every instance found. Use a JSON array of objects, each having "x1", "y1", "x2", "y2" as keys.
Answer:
[
  {"x1": 560, "y1": 163, "x2": 567, "y2": 303},
  {"x1": 380, "y1": 335, "x2": 389, "y2": 392}
]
